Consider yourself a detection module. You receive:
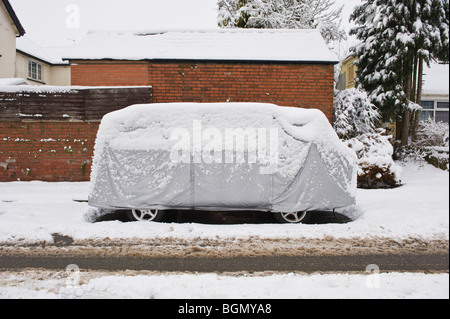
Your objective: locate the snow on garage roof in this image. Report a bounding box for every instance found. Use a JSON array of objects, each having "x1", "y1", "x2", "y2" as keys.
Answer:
[{"x1": 63, "y1": 29, "x2": 338, "y2": 63}]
